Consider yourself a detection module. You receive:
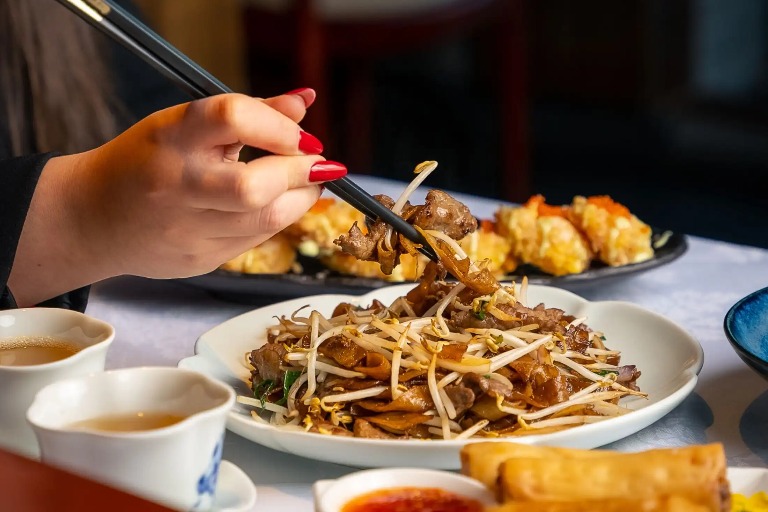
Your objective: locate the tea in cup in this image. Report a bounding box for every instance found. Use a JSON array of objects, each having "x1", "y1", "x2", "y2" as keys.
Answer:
[
  {"x1": 0, "y1": 307, "x2": 114, "y2": 457},
  {"x1": 27, "y1": 366, "x2": 236, "y2": 512}
]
